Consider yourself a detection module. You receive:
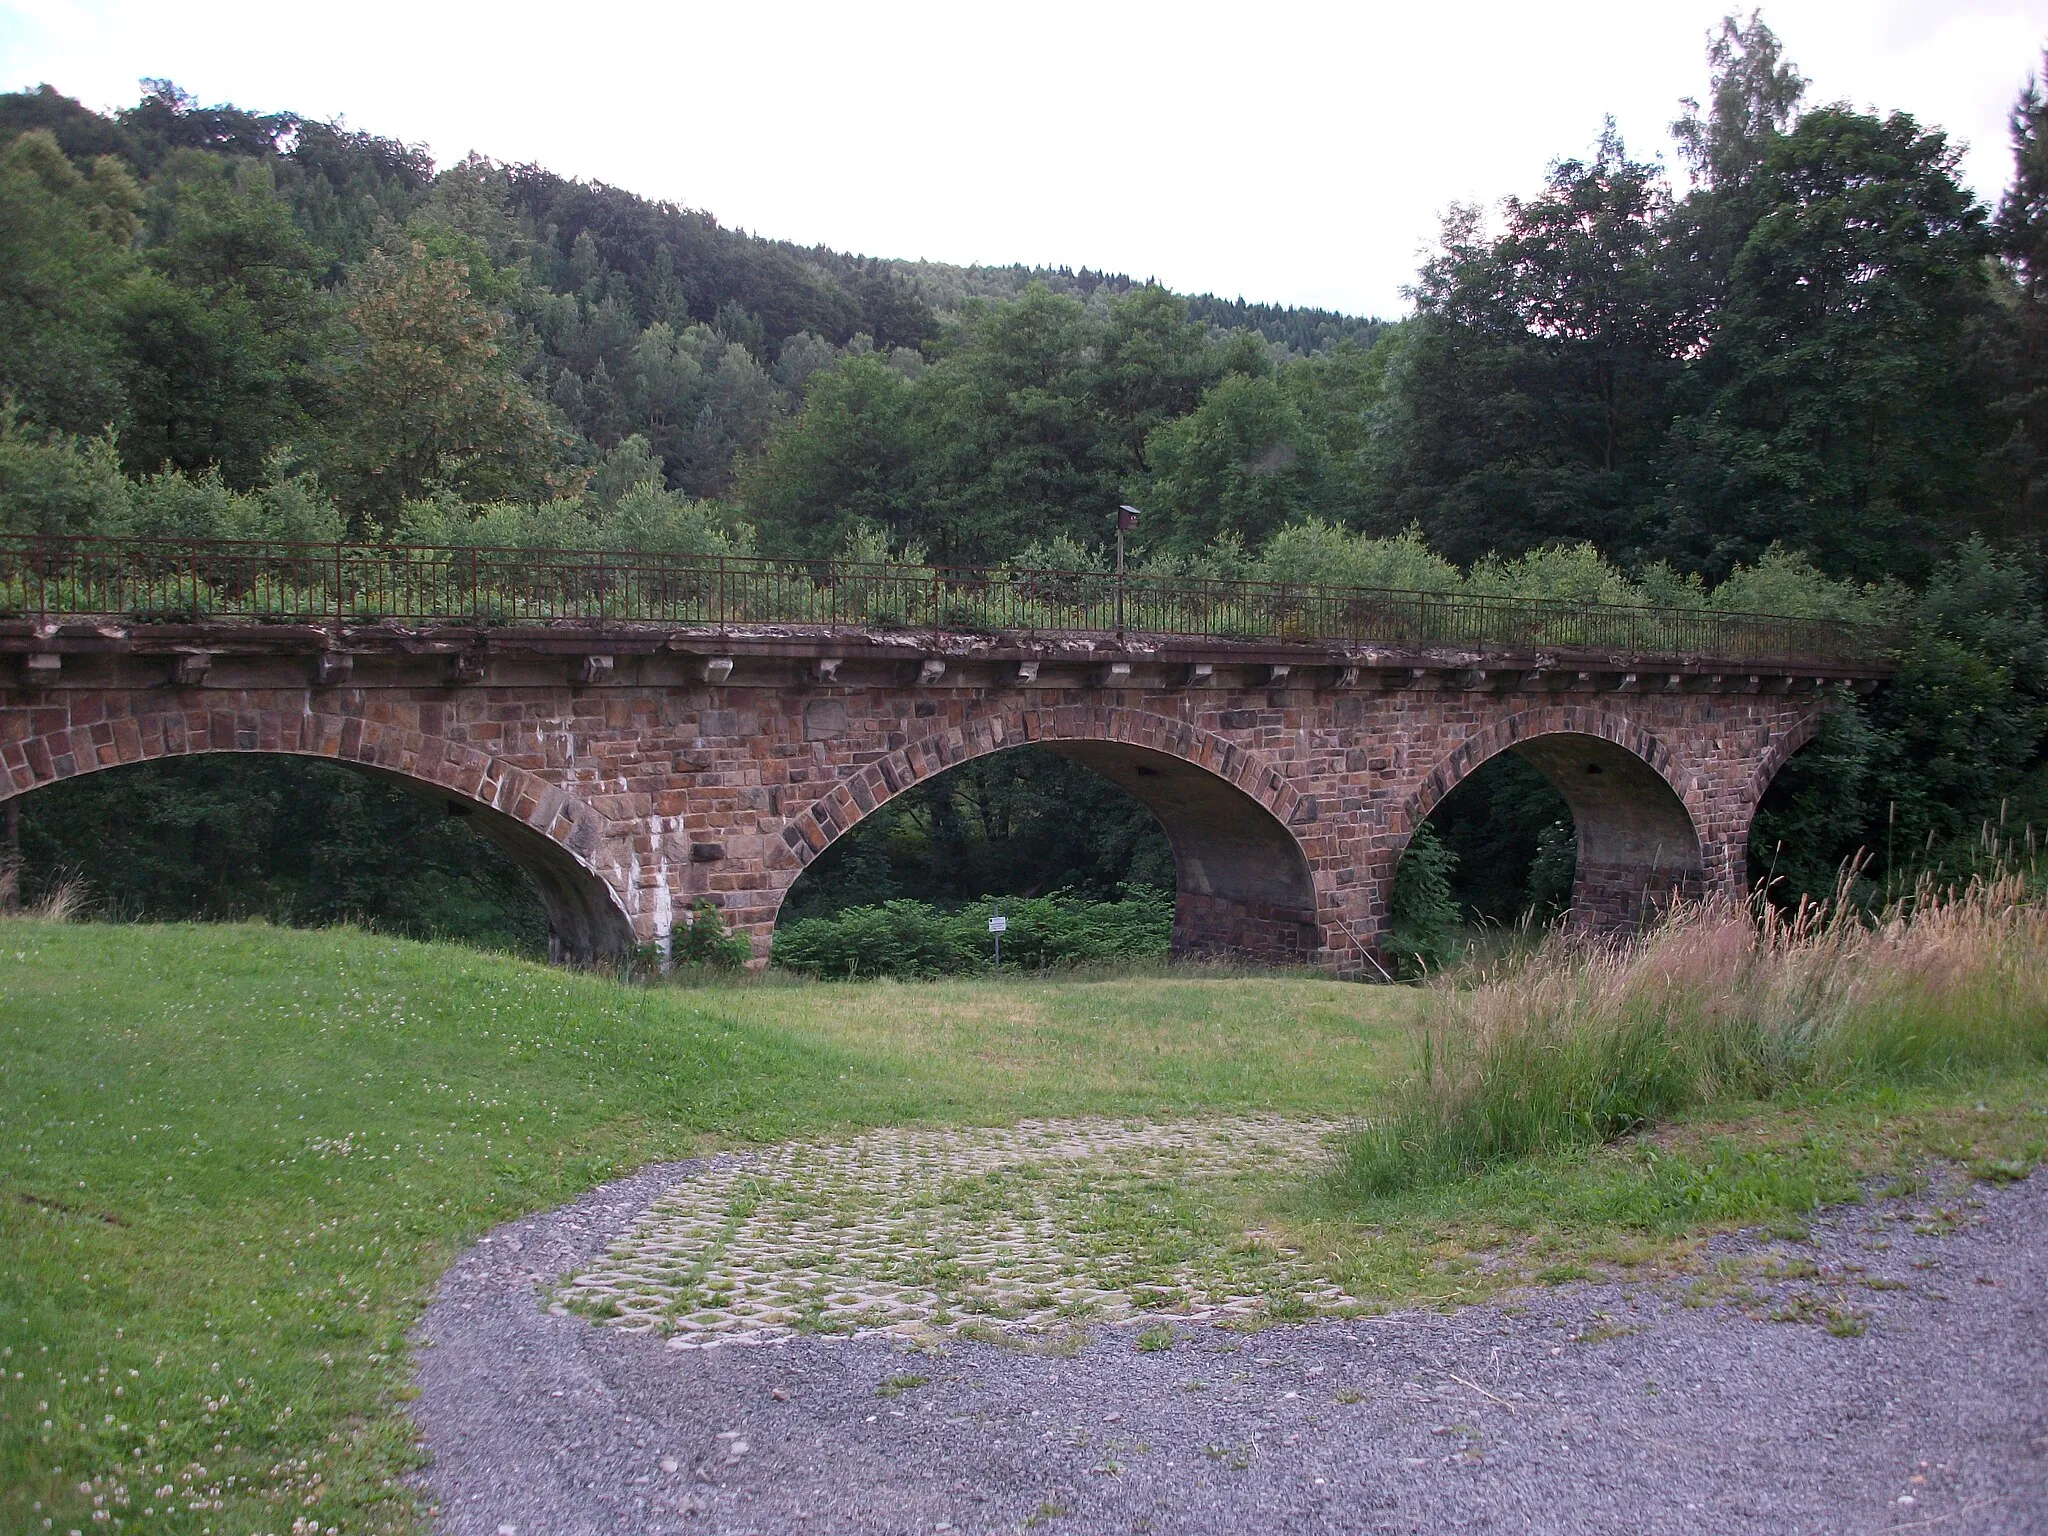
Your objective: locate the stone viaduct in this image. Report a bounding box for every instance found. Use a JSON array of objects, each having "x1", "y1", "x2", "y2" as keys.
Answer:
[{"x1": 0, "y1": 613, "x2": 1889, "y2": 976}]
